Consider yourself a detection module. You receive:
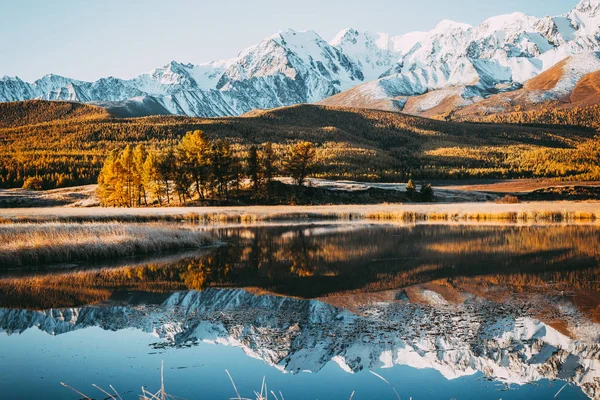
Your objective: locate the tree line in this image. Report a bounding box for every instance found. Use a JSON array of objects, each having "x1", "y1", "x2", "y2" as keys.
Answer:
[
  {"x1": 97, "y1": 130, "x2": 317, "y2": 207},
  {"x1": 4, "y1": 100, "x2": 600, "y2": 191}
]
